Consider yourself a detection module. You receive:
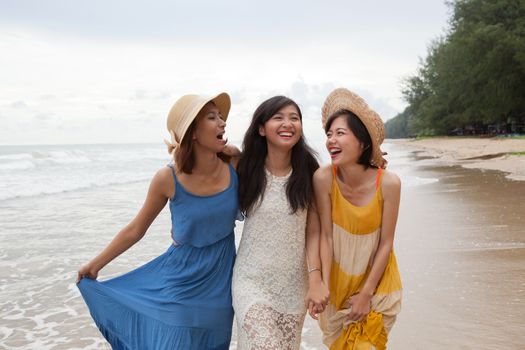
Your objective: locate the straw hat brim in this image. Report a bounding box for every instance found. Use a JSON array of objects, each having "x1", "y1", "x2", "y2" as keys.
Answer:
[
  {"x1": 167, "y1": 92, "x2": 231, "y2": 144},
  {"x1": 322, "y1": 88, "x2": 385, "y2": 167}
]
